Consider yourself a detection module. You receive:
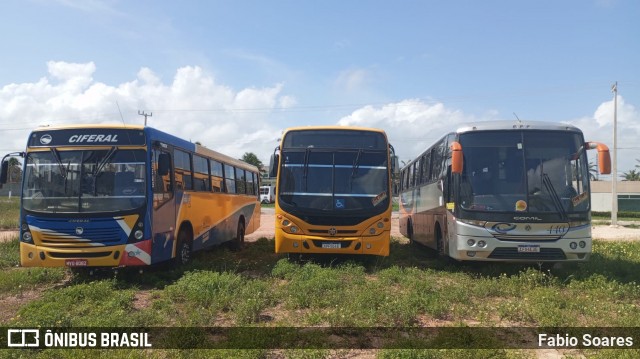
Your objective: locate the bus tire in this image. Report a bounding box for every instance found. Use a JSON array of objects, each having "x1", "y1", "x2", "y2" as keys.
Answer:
[
  {"x1": 436, "y1": 226, "x2": 446, "y2": 257},
  {"x1": 230, "y1": 219, "x2": 245, "y2": 251},
  {"x1": 407, "y1": 220, "x2": 416, "y2": 245},
  {"x1": 175, "y1": 230, "x2": 192, "y2": 266}
]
